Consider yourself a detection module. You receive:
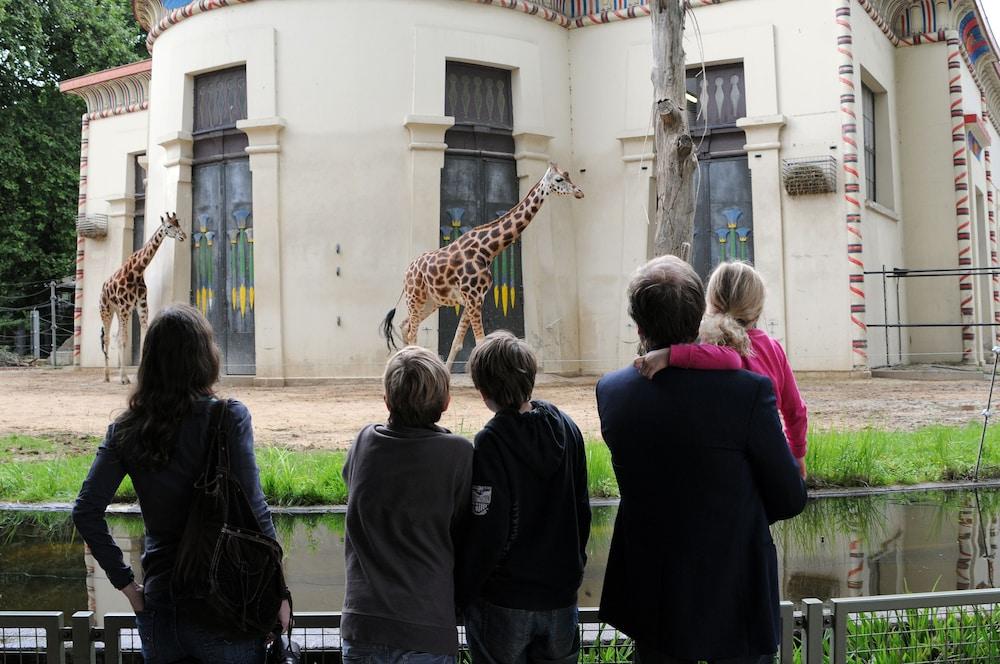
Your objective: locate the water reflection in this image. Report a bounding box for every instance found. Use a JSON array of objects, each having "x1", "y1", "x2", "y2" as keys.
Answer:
[{"x1": 3, "y1": 490, "x2": 1000, "y2": 620}]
